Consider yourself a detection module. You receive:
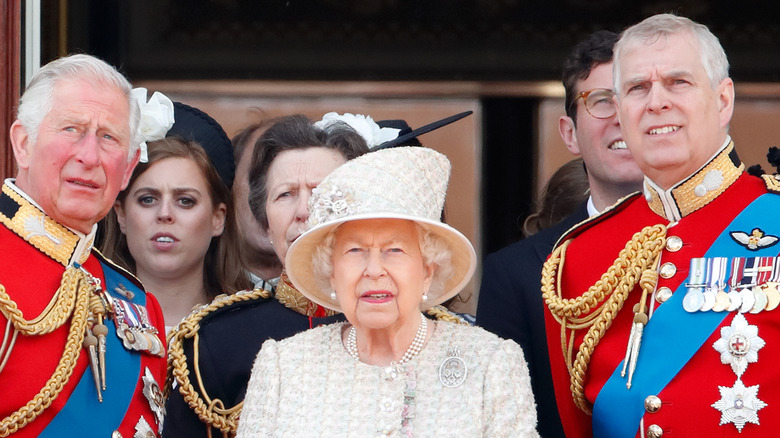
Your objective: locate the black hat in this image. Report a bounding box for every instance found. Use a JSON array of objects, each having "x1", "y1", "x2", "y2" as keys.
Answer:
[
  {"x1": 374, "y1": 111, "x2": 473, "y2": 150},
  {"x1": 167, "y1": 102, "x2": 235, "y2": 188}
]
